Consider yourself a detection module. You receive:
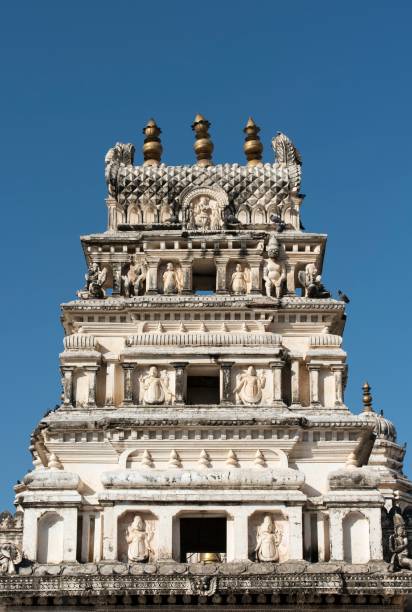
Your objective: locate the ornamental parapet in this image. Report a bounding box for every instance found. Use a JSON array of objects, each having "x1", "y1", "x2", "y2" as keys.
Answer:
[{"x1": 126, "y1": 332, "x2": 281, "y2": 347}]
